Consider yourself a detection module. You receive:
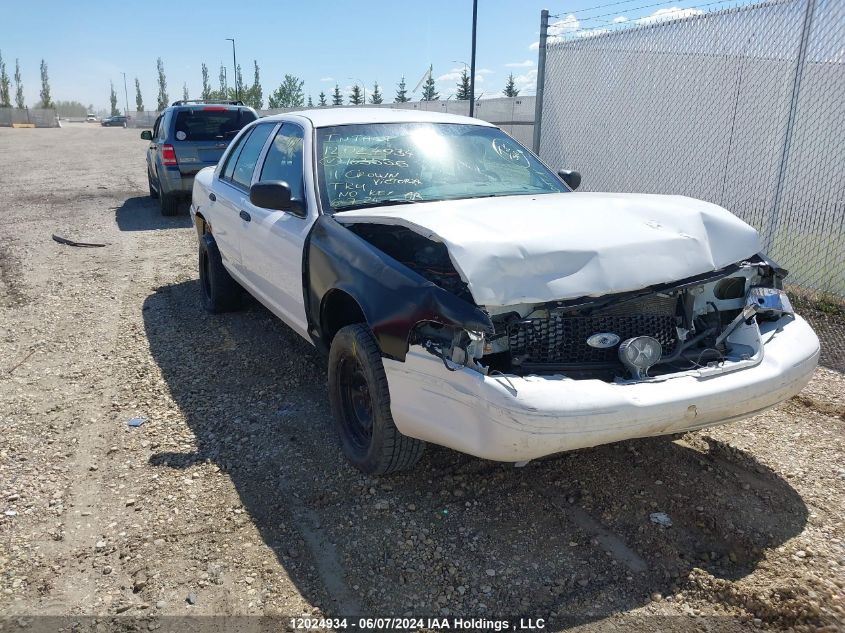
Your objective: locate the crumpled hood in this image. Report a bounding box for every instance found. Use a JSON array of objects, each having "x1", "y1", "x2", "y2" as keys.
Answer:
[{"x1": 334, "y1": 192, "x2": 762, "y2": 307}]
